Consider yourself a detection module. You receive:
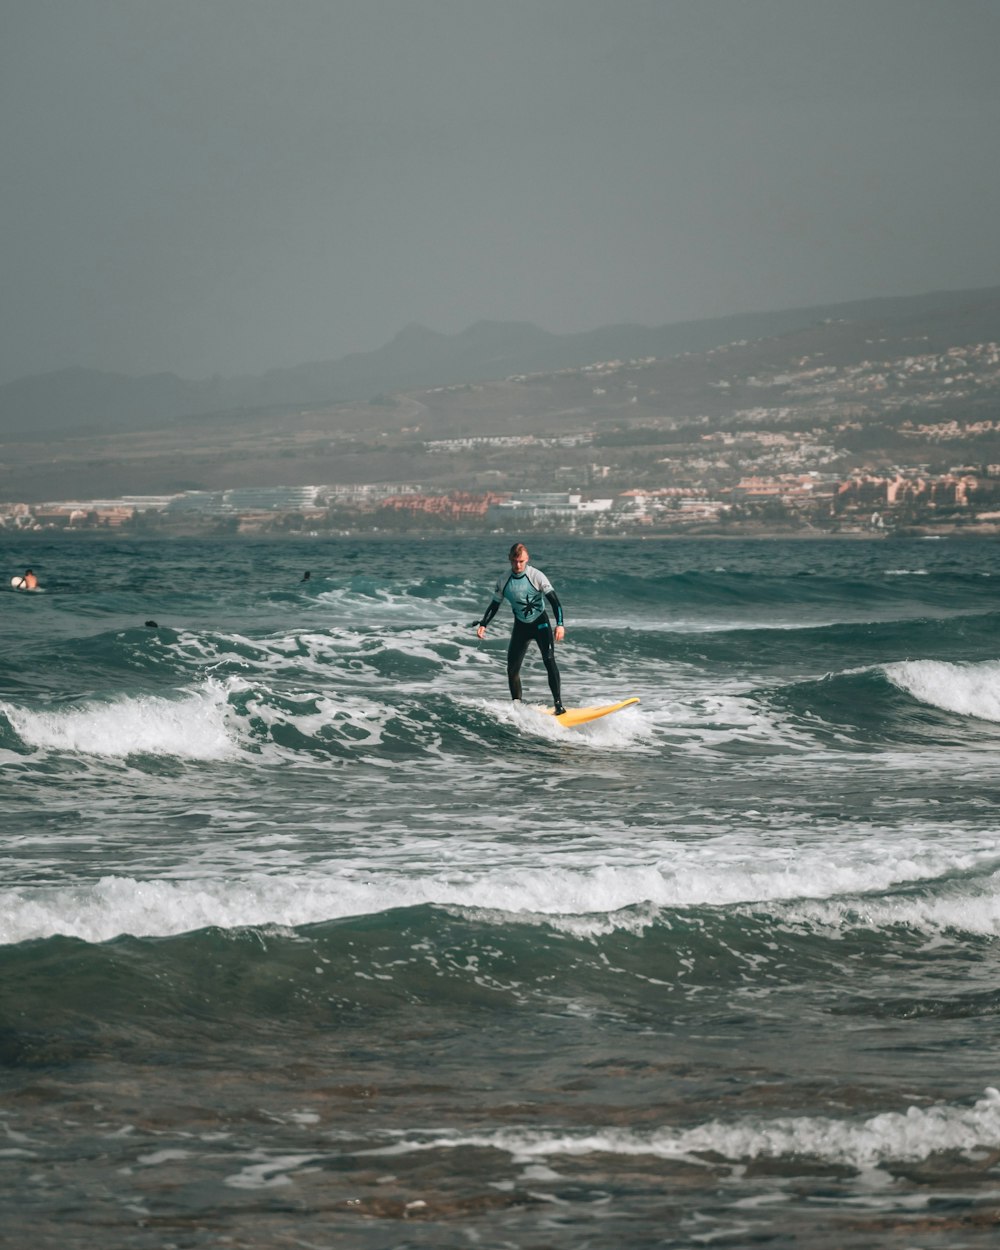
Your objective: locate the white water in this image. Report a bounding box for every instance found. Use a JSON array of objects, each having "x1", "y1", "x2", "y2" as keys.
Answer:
[
  {"x1": 2, "y1": 838, "x2": 996, "y2": 944},
  {"x1": 352, "y1": 1088, "x2": 1000, "y2": 1172},
  {"x1": 886, "y1": 658, "x2": 1000, "y2": 723}
]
